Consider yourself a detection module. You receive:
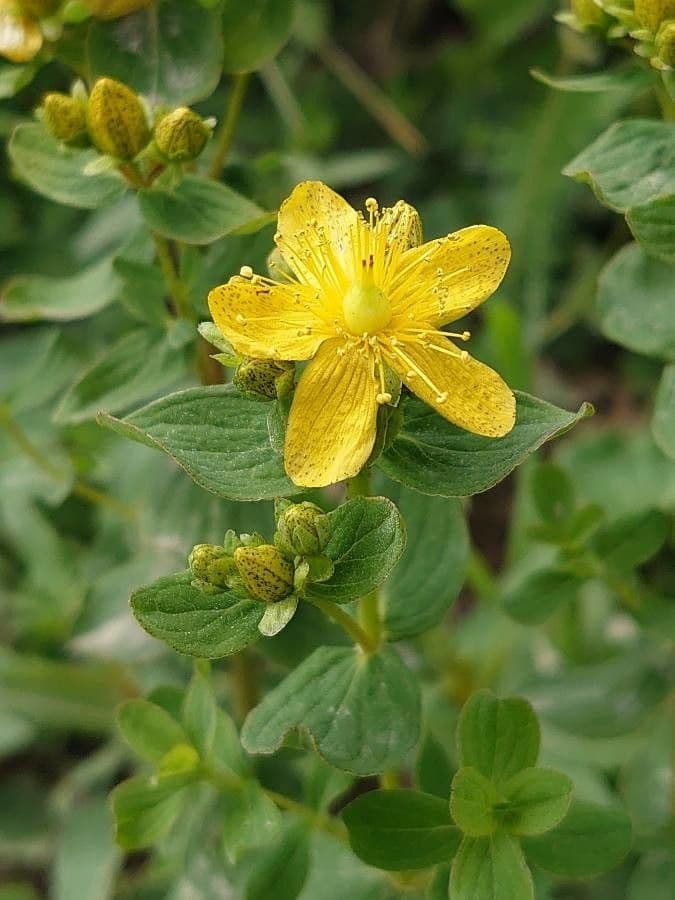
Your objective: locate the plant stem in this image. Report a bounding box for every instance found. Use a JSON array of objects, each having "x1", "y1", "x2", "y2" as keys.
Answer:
[
  {"x1": 655, "y1": 80, "x2": 675, "y2": 121},
  {"x1": 309, "y1": 597, "x2": 378, "y2": 654},
  {"x1": 208, "y1": 73, "x2": 250, "y2": 180},
  {"x1": 152, "y1": 233, "x2": 193, "y2": 321},
  {"x1": 0, "y1": 405, "x2": 136, "y2": 520},
  {"x1": 465, "y1": 547, "x2": 499, "y2": 603},
  {"x1": 345, "y1": 467, "x2": 384, "y2": 649},
  {"x1": 229, "y1": 651, "x2": 259, "y2": 723}
]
